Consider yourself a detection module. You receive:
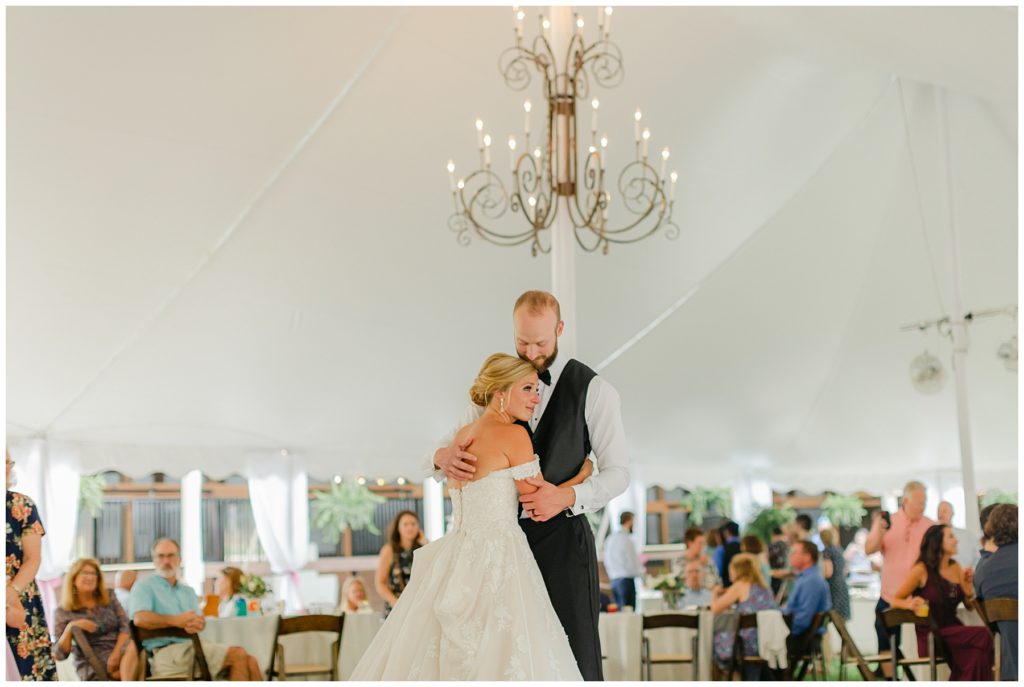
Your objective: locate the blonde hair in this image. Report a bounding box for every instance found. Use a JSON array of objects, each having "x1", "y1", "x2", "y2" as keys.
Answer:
[
  {"x1": 513, "y1": 290, "x2": 561, "y2": 321},
  {"x1": 341, "y1": 575, "x2": 367, "y2": 610},
  {"x1": 728, "y1": 553, "x2": 767, "y2": 588},
  {"x1": 60, "y1": 558, "x2": 110, "y2": 611},
  {"x1": 469, "y1": 353, "x2": 538, "y2": 407}
]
